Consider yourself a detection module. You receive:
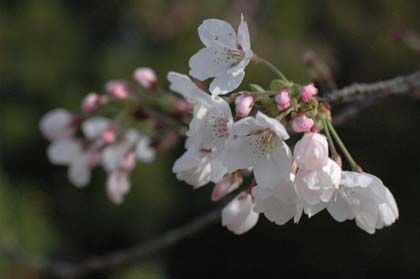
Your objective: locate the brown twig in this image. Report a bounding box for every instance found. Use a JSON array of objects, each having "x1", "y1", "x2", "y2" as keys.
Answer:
[
  {"x1": 2, "y1": 207, "x2": 221, "y2": 278},
  {"x1": 325, "y1": 71, "x2": 420, "y2": 105}
]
